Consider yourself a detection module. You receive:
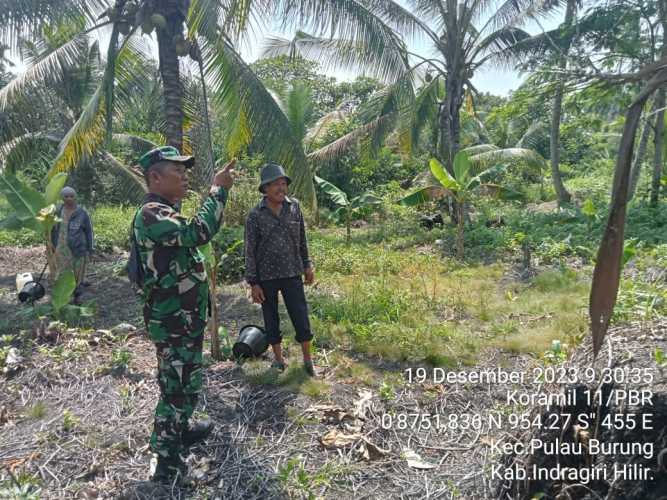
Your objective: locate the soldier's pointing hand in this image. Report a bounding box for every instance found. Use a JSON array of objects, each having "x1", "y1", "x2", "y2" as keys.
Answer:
[{"x1": 214, "y1": 158, "x2": 236, "y2": 189}]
